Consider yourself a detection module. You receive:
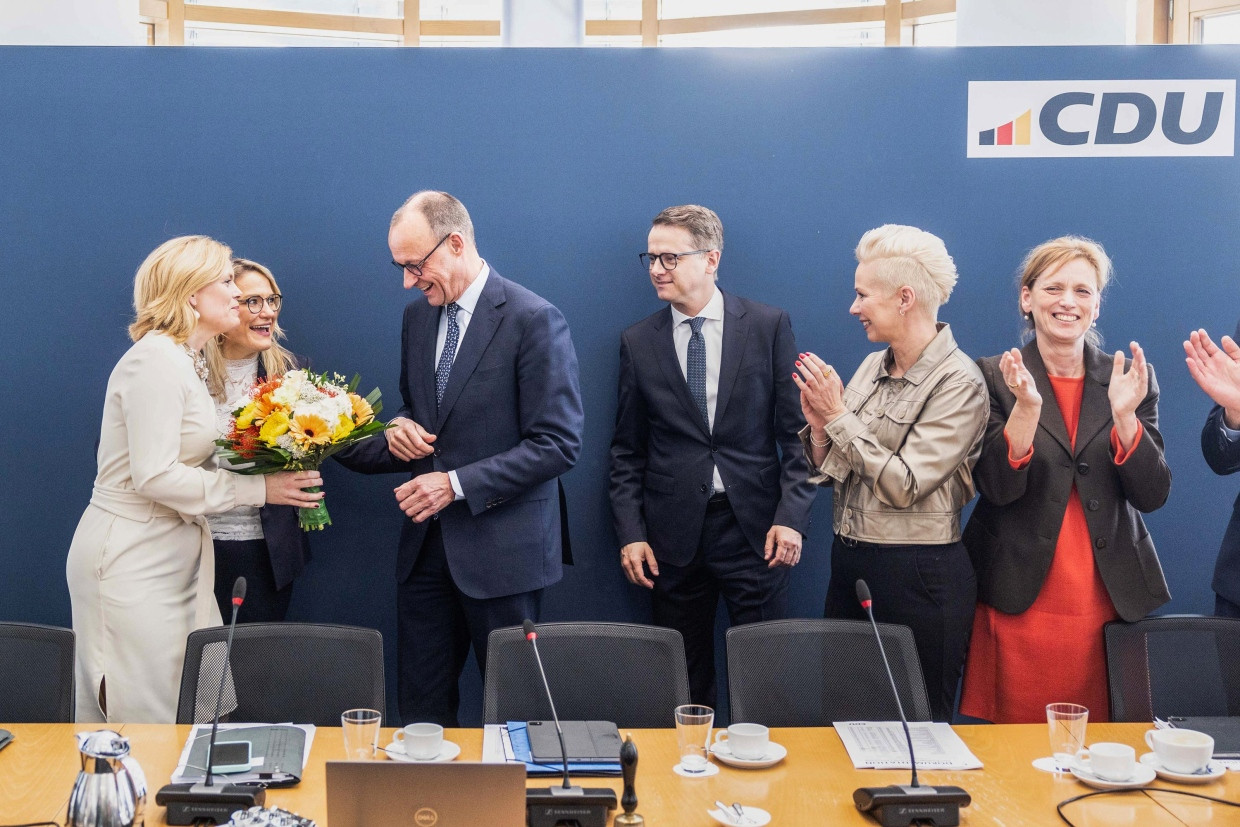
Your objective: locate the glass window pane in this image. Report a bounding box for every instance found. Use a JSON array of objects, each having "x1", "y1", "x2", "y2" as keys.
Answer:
[
  {"x1": 185, "y1": 0, "x2": 401, "y2": 14},
  {"x1": 584, "y1": 0, "x2": 642, "y2": 19},
  {"x1": 421, "y1": 0, "x2": 501, "y2": 20},
  {"x1": 584, "y1": 35, "x2": 643, "y2": 46},
  {"x1": 185, "y1": 23, "x2": 399, "y2": 46},
  {"x1": 1201, "y1": 10, "x2": 1240, "y2": 44},
  {"x1": 912, "y1": 14, "x2": 955, "y2": 46},
  {"x1": 417, "y1": 34, "x2": 503, "y2": 45},
  {"x1": 660, "y1": 22, "x2": 884, "y2": 46},
  {"x1": 661, "y1": 0, "x2": 882, "y2": 18}
]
